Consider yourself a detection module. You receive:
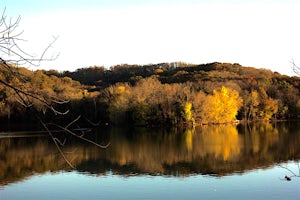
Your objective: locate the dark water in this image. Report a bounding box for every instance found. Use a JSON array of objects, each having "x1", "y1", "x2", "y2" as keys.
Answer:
[{"x1": 0, "y1": 122, "x2": 300, "y2": 199}]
